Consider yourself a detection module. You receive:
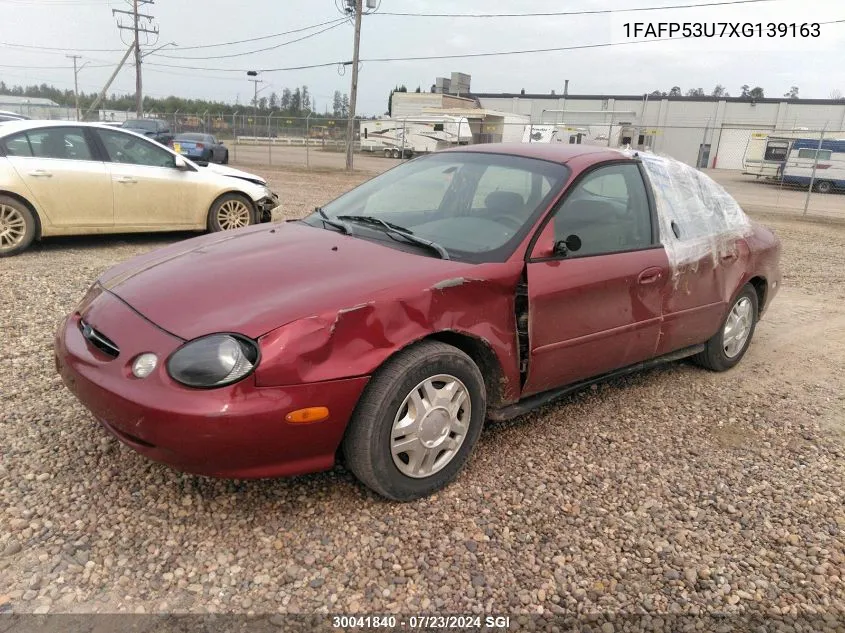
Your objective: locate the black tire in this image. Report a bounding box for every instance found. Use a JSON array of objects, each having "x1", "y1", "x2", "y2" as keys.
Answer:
[
  {"x1": 222, "y1": 150, "x2": 229, "y2": 165},
  {"x1": 206, "y1": 193, "x2": 255, "y2": 232},
  {"x1": 815, "y1": 180, "x2": 833, "y2": 194},
  {"x1": 0, "y1": 195, "x2": 37, "y2": 257},
  {"x1": 391, "y1": 148, "x2": 401, "y2": 159},
  {"x1": 342, "y1": 341, "x2": 487, "y2": 501},
  {"x1": 693, "y1": 284, "x2": 759, "y2": 372}
]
